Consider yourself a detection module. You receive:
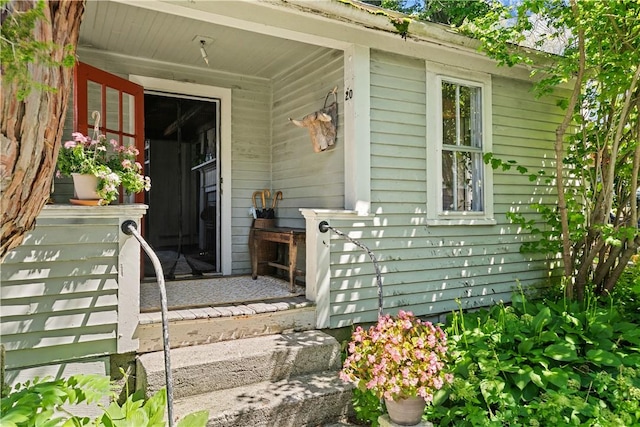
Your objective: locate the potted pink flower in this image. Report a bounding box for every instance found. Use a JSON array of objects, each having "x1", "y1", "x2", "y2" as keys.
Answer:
[
  {"x1": 57, "y1": 131, "x2": 151, "y2": 204},
  {"x1": 340, "y1": 310, "x2": 453, "y2": 426}
]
